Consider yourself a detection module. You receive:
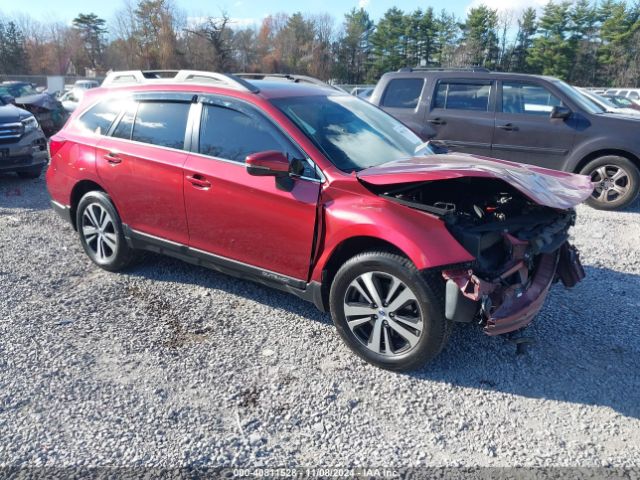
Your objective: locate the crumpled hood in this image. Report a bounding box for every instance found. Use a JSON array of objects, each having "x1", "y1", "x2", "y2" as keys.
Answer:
[
  {"x1": 357, "y1": 153, "x2": 594, "y2": 210},
  {"x1": 15, "y1": 93, "x2": 60, "y2": 111}
]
